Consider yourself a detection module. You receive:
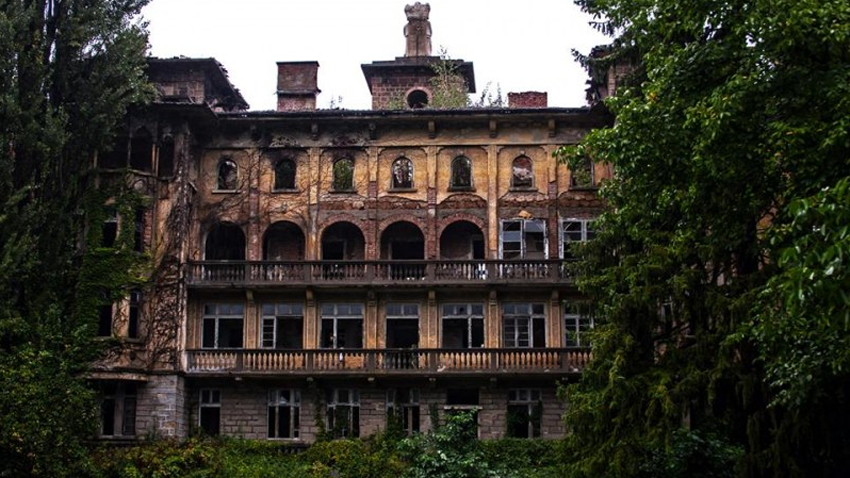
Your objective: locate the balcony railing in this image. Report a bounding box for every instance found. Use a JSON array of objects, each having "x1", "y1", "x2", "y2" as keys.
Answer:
[
  {"x1": 186, "y1": 260, "x2": 575, "y2": 287},
  {"x1": 185, "y1": 348, "x2": 591, "y2": 375}
]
